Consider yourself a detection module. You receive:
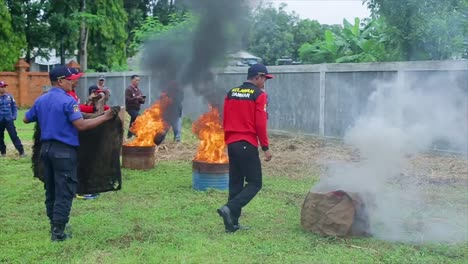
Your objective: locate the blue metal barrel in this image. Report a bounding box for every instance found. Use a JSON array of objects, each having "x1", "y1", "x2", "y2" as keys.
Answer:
[
  {"x1": 192, "y1": 160, "x2": 229, "y2": 191},
  {"x1": 192, "y1": 171, "x2": 228, "y2": 191}
]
